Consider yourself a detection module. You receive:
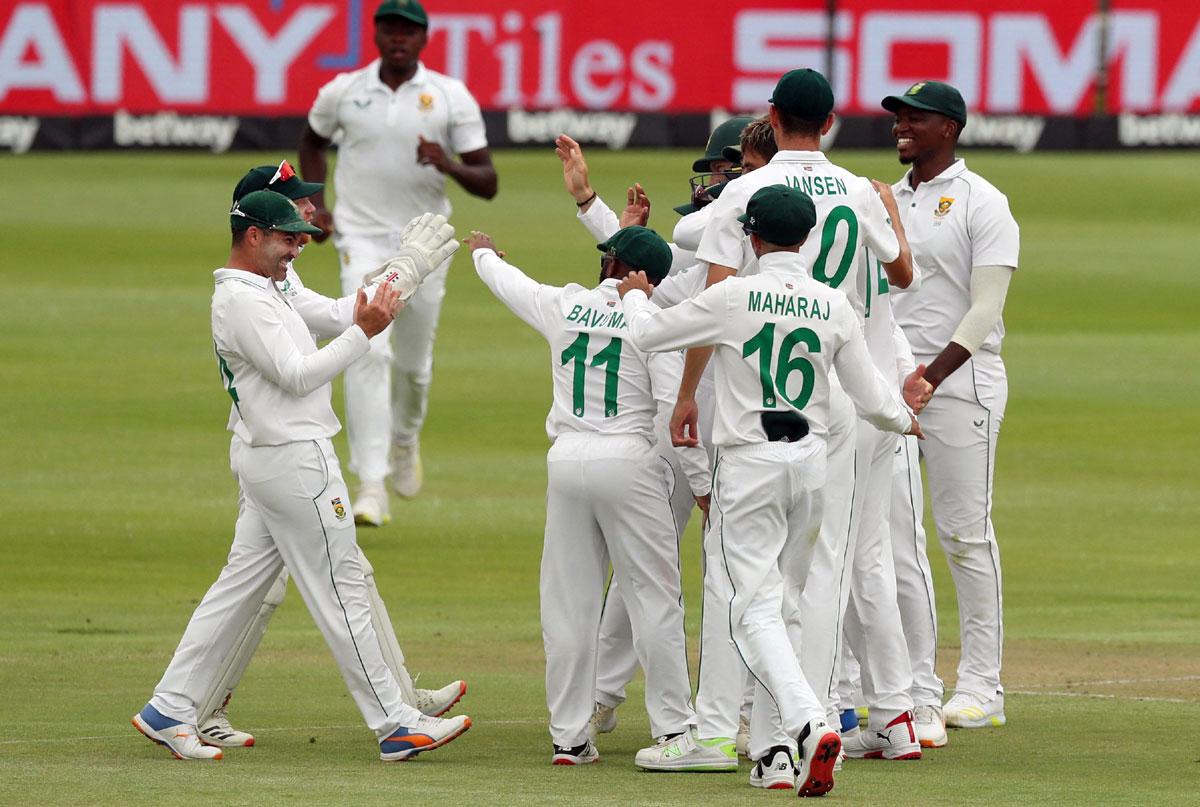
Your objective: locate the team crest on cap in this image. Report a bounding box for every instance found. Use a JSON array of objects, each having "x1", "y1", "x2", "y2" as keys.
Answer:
[
  {"x1": 907, "y1": 82, "x2": 927, "y2": 96},
  {"x1": 935, "y1": 197, "x2": 955, "y2": 217},
  {"x1": 332, "y1": 497, "x2": 347, "y2": 520},
  {"x1": 419, "y1": 93, "x2": 434, "y2": 111}
]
